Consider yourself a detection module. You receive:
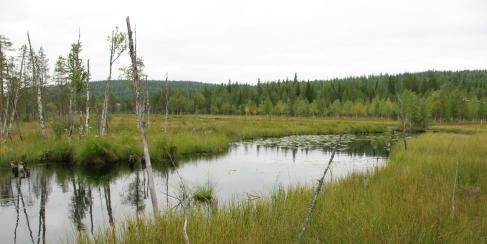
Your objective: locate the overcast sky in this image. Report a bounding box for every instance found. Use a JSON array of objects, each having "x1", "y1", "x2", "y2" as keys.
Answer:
[{"x1": 1, "y1": 0, "x2": 487, "y2": 84}]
